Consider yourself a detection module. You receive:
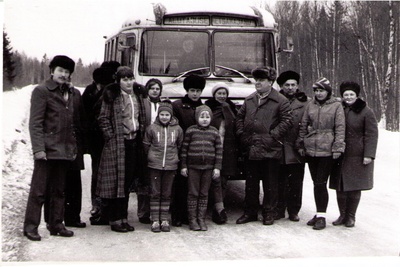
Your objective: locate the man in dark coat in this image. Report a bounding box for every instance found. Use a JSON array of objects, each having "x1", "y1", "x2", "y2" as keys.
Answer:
[
  {"x1": 23, "y1": 55, "x2": 78, "y2": 241},
  {"x1": 82, "y1": 65, "x2": 117, "y2": 225},
  {"x1": 236, "y1": 66, "x2": 292, "y2": 226},
  {"x1": 171, "y1": 74, "x2": 205, "y2": 226},
  {"x1": 276, "y1": 71, "x2": 310, "y2": 222}
]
